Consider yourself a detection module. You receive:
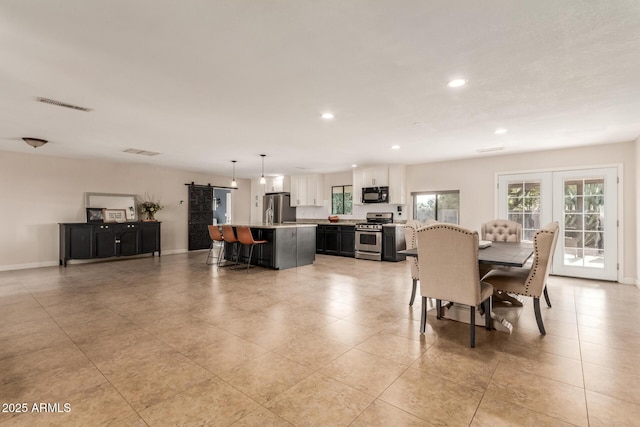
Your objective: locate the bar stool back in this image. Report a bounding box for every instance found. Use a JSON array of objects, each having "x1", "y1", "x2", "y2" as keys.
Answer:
[
  {"x1": 236, "y1": 226, "x2": 268, "y2": 272},
  {"x1": 206, "y1": 225, "x2": 224, "y2": 266},
  {"x1": 221, "y1": 225, "x2": 240, "y2": 266}
]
